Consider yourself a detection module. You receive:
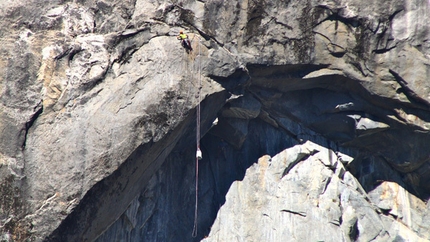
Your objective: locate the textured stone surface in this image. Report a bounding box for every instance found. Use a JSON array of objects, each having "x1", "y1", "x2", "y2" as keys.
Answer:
[
  {"x1": 0, "y1": 0, "x2": 430, "y2": 241},
  {"x1": 202, "y1": 142, "x2": 429, "y2": 242}
]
